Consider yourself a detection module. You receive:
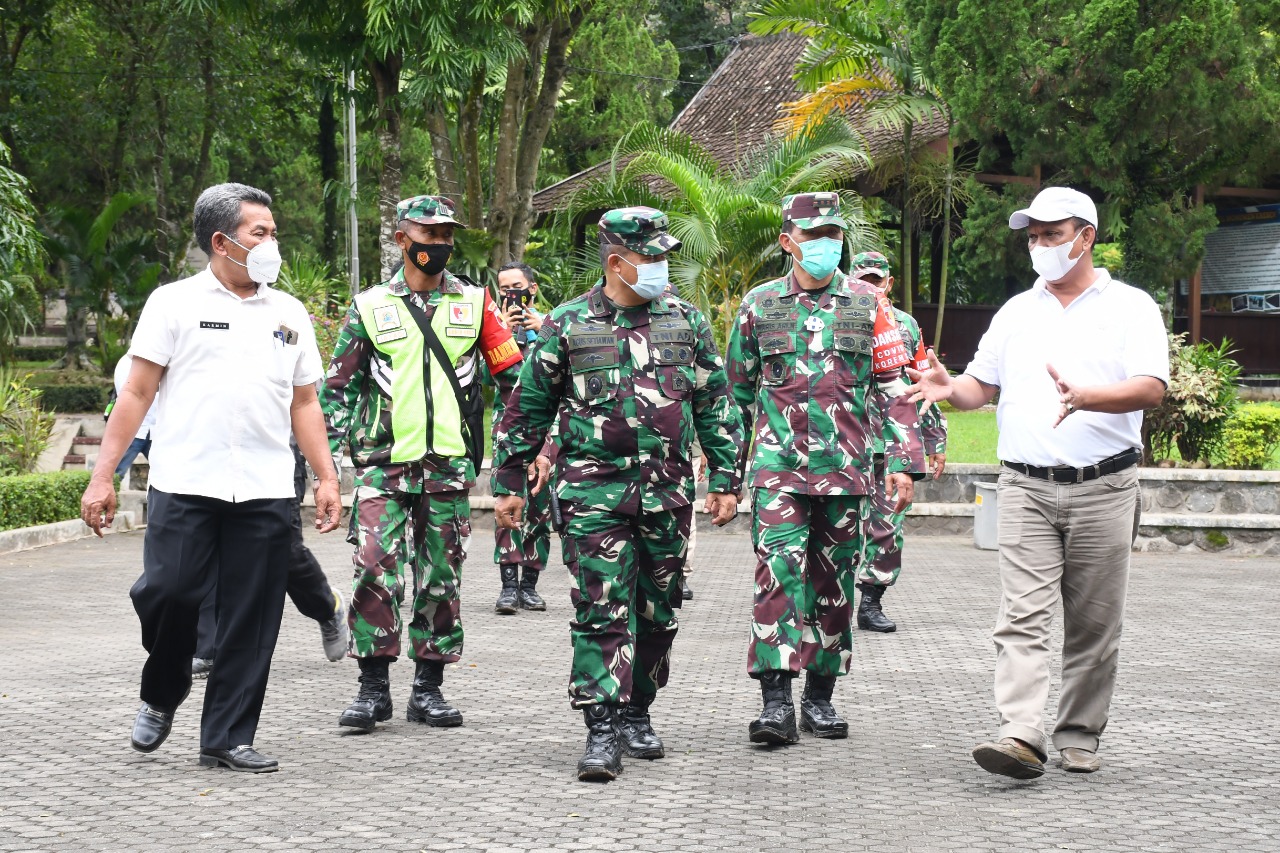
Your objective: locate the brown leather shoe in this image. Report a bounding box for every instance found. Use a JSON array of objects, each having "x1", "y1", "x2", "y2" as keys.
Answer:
[
  {"x1": 1059, "y1": 747, "x2": 1101, "y2": 773},
  {"x1": 972, "y1": 737, "x2": 1044, "y2": 779}
]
